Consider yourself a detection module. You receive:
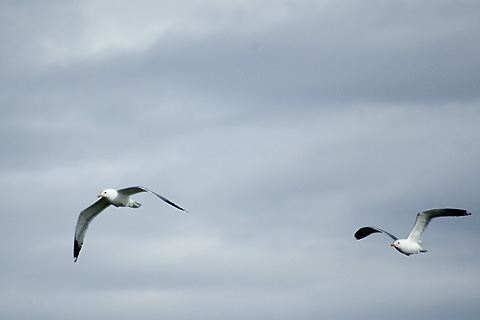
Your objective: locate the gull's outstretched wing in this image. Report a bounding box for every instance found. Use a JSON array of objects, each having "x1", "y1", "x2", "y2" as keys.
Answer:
[
  {"x1": 354, "y1": 226, "x2": 398, "y2": 241},
  {"x1": 407, "y1": 208, "x2": 471, "y2": 244},
  {"x1": 118, "y1": 186, "x2": 188, "y2": 212},
  {"x1": 74, "y1": 198, "x2": 110, "y2": 262}
]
